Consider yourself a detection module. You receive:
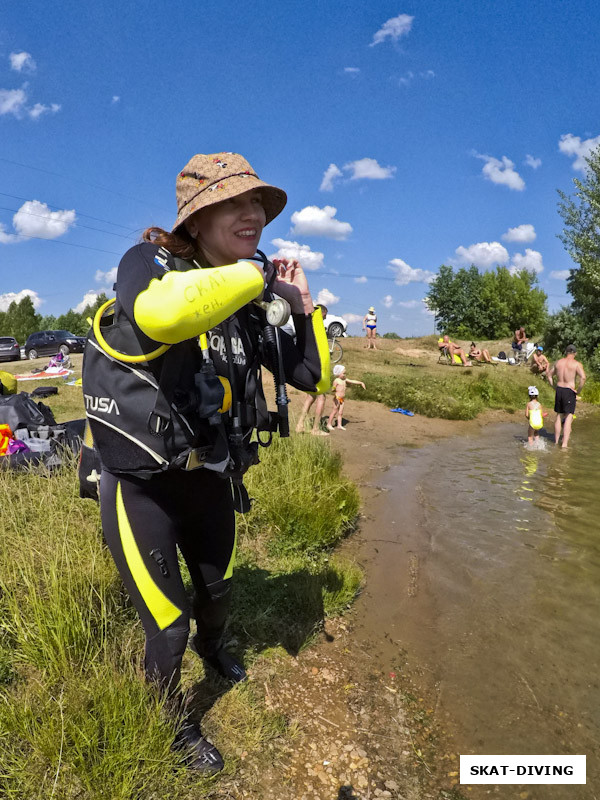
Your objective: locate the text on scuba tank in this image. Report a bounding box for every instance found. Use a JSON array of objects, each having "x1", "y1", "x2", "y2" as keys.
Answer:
[
  {"x1": 84, "y1": 395, "x2": 120, "y2": 415},
  {"x1": 184, "y1": 272, "x2": 226, "y2": 311}
]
